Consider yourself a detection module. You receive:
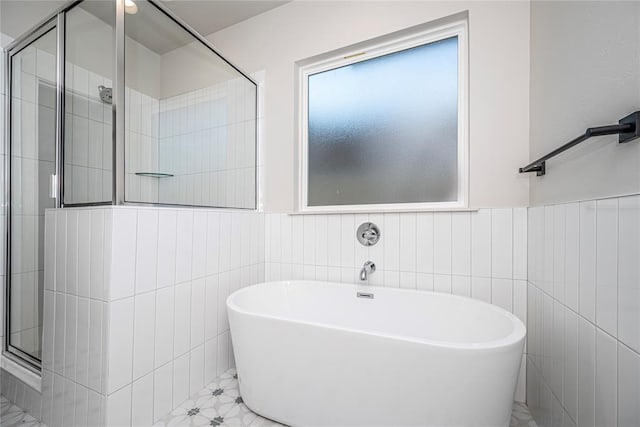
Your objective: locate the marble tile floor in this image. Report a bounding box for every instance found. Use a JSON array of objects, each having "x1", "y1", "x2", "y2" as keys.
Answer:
[
  {"x1": 0, "y1": 369, "x2": 537, "y2": 427},
  {"x1": 155, "y1": 368, "x2": 538, "y2": 427}
]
